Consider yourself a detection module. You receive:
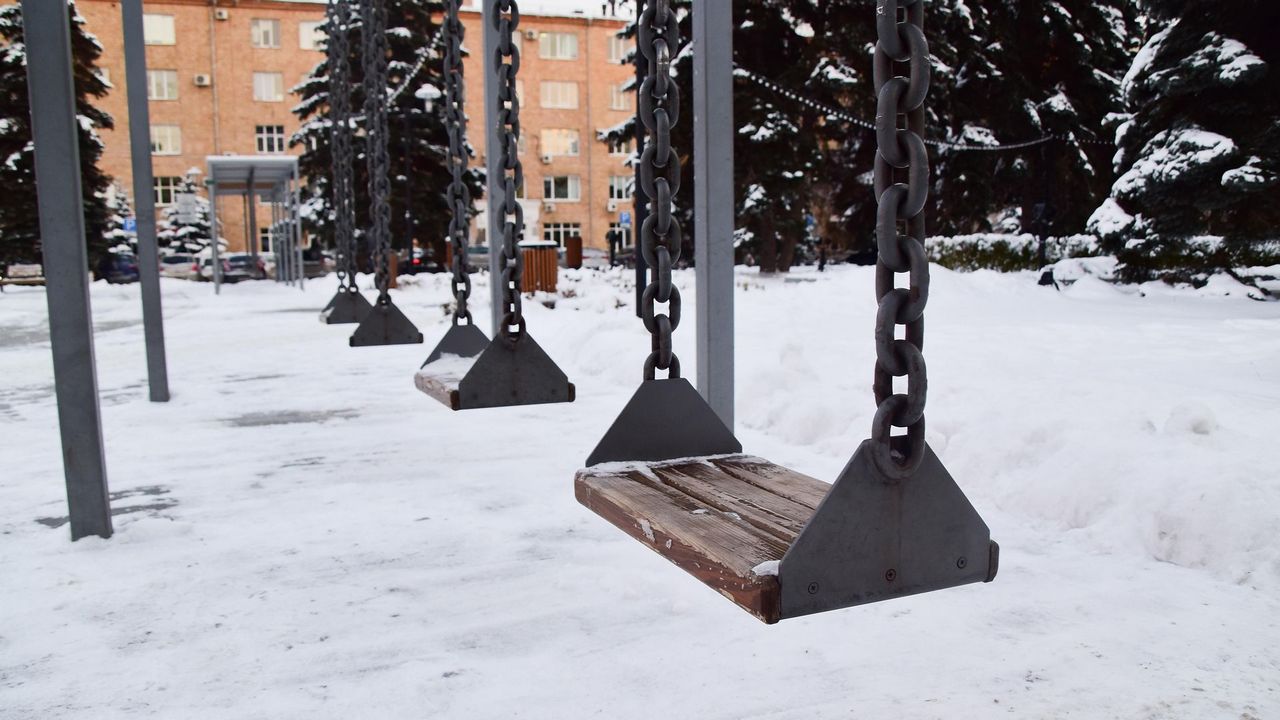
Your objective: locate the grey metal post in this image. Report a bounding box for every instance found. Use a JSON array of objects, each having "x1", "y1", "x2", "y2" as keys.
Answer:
[
  {"x1": 692, "y1": 0, "x2": 734, "y2": 429},
  {"x1": 481, "y1": 0, "x2": 505, "y2": 335},
  {"x1": 292, "y1": 183, "x2": 305, "y2": 289},
  {"x1": 246, "y1": 167, "x2": 258, "y2": 261},
  {"x1": 22, "y1": 0, "x2": 112, "y2": 540},
  {"x1": 120, "y1": 0, "x2": 170, "y2": 402},
  {"x1": 210, "y1": 189, "x2": 222, "y2": 294}
]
